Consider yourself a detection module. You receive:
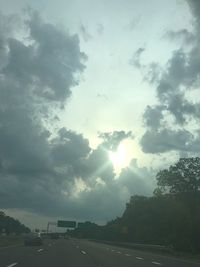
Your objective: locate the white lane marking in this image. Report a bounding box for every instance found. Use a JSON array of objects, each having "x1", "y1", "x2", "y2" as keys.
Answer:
[
  {"x1": 117, "y1": 251, "x2": 122, "y2": 254},
  {"x1": 125, "y1": 253, "x2": 131, "y2": 256},
  {"x1": 136, "y1": 257, "x2": 143, "y2": 260},
  {"x1": 7, "y1": 263, "x2": 18, "y2": 267},
  {"x1": 152, "y1": 262, "x2": 162, "y2": 265},
  {"x1": 111, "y1": 249, "x2": 115, "y2": 252},
  {"x1": 81, "y1": 250, "x2": 86, "y2": 255},
  {"x1": 37, "y1": 248, "x2": 44, "y2": 252}
]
